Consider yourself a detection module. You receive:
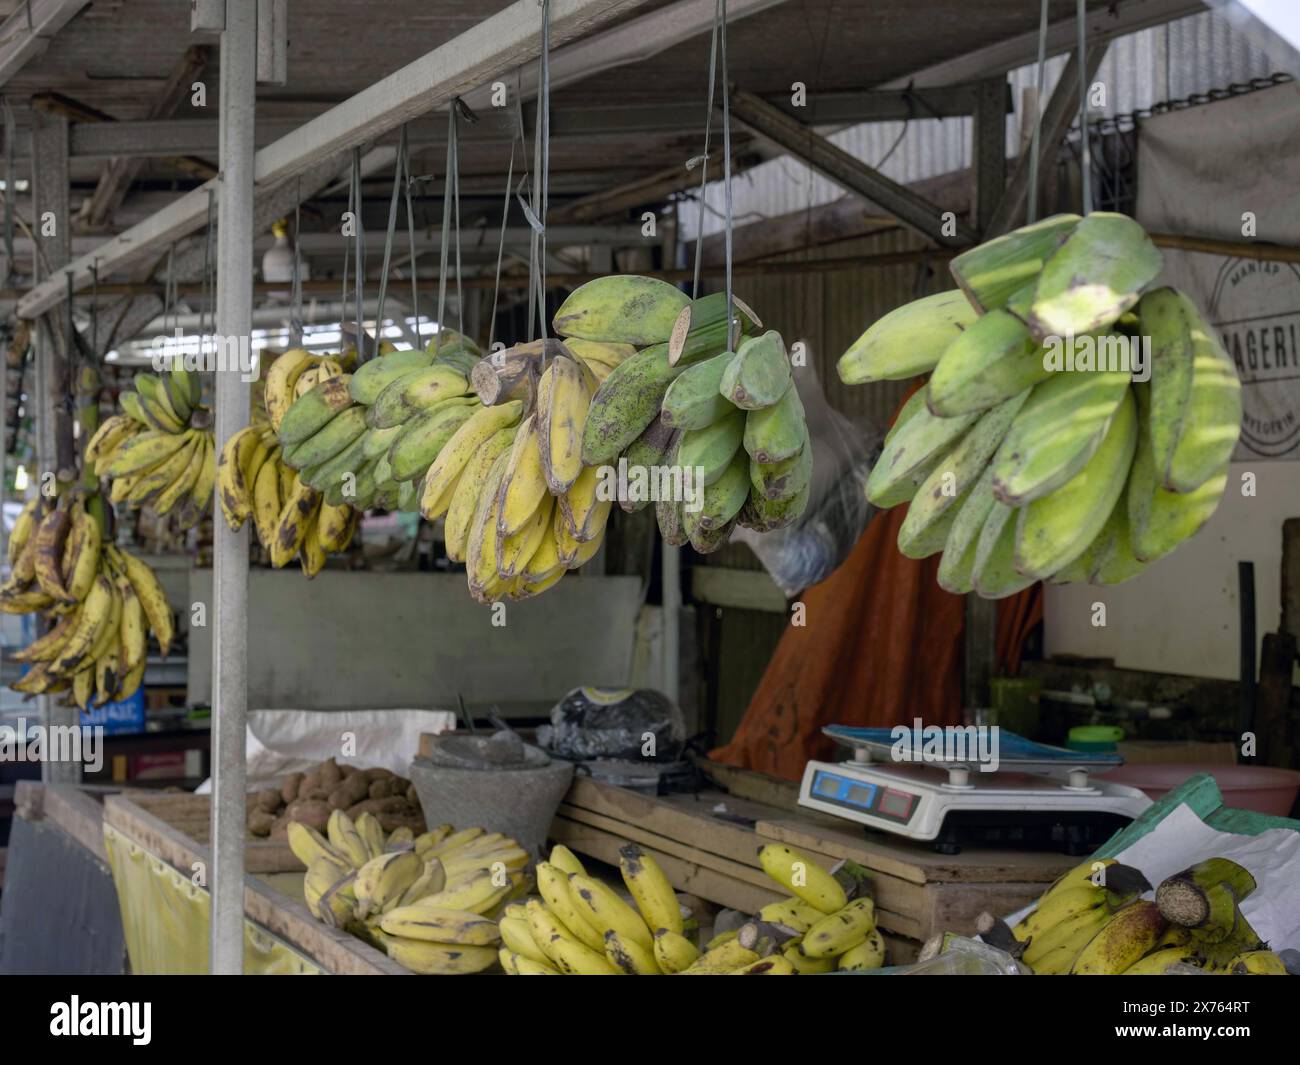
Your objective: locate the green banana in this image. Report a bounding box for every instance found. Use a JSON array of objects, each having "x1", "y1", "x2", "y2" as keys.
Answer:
[
  {"x1": 718, "y1": 330, "x2": 790, "y2": 409},
  {"x1": 1027, "y1": 211, "x2": 1162, "y2": 341},
  {"x1": 837, "y1": 289, "x2": 978, "y2": 384},
  {"x1": 949, "y1": 213, "x2": 1079, "y2": 312},
  {"x1": 668, "y1": 291, "x2": 761, "y2": 365},
  {"x1": 925, "y1": 286, "x2": 1050, "y2": 417},
  {"x1": 661, "y1": 351, "x2": 737, "y2": 430},
  {"x1": 302, "y1": 430, "x2": 369, "y2": 494},
  {"x1": 619, "y1": 415, "x2": 679, "y2": 514},
  {"x1": 348, "y1": 349, "x2": 434, "y2": 405},
  {"x1": 1127, "y1": 391, "x2": 1228, "y2": 563},
  {"x1": 1014, "y1": 387, "x2": 1137, "y2": 579},
  {"x1": 387, "y1": 399, "x2": 479, "y2": 482},
  {"x1": 278, "y1": 375, "x2": 355, "y2": 445},
  {"x1": 288, "y1": 404, "x2": 369, "y2": 470},
  {"x1": 553, "y1": 275, "x2": 690, "y2": 346},
  {"x1": 689, "y1": 447, "x2": 750, "y2": 532},
  {"x1": 972, "y1": 501, "x2": 1038, "y2": 599},
  {"x1": 864, "y1": 400, "x2": 978, "y2": 507},
  {"x1": 898, "y1": 392, "x2": 1027, "y2": 545},
  {"x1": 1161, "y1": 304, "x2": 1241, "y2": 493},
  {"x1": 676, "y1": 407, "x2": 745, "y2": 486},
  {"x1": 743, "y1": 382, "x2": 809, "y2": 466},
  {"x1": 581, "y1": 342, "x2": 683, "y2": 466},
  {"x1": 936, "y1": 464, "x2": 998, "y2": 594},
  {"x1": 370, "y1": 366, "x2": 469, "y2": 430},
  {"x1": 991, "y1": 367, "x2": 1130, "y2": 505},
  {"x1": 751, "y1": 436, "x2": 811, "y2": 502},
  {"x1": 1139, "y1": 287, "x2": 1197, "y2": 480}
]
